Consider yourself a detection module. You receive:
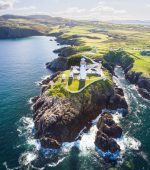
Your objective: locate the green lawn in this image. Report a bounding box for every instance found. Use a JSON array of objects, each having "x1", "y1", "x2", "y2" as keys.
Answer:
[{"x1": 63, "y1": 70, "x2": 101, "y2": 92}]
